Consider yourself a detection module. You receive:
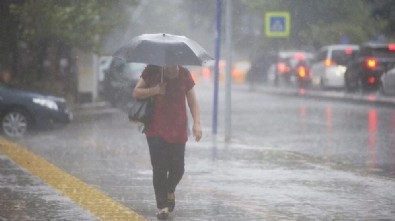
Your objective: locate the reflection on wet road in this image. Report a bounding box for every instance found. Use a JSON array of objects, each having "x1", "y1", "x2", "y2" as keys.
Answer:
[
  {"x1": 6, "y1": 82, "x2": 395, "y2": 220},
  {"x1": 368, "y1": 108, "x2": 377, "y2": 170},
  {"x1": 226, "y1": 84, "x2": 395, "y2": 178}
]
